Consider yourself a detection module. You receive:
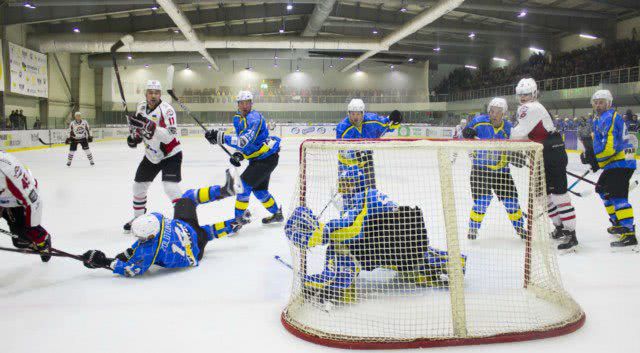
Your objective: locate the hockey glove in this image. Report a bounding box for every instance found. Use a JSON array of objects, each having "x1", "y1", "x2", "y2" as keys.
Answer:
[
  {"x1": 205, "y1": 129, "x2": 225, "y2": 146},
  {"x1": 65, "y1": 137, "x2": 72, "y2": 145},
  {"x1": 88, "y1": 136, "x2": 93, "y2": 143},
  {"x1": 82, "y1": 250, "x2": 113, "y2": 269},
  {"x1": 230, "y1": 152, "x2": 244, "y2": 167},
  {"x1": 389, "y1": 110, "x2": 403, "y2": 124},
  {"x1": 127, "y1": 135, "x2": 142, "y2": 148},
  {"x1": 462, "y1": 127, "x2": 477, "y2": 139},
  {"x1": 128, "y1": 114, "x2": 156, "y2": 139},
  {"x1": 115, "y1": 248, "x2": 135, "y2": 262}
]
